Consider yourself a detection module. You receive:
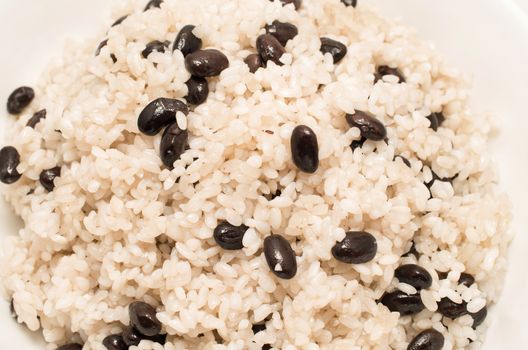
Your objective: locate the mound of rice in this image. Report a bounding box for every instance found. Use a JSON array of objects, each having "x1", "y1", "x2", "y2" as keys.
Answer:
[{"x1": 0, "y1": 0, "x2": 512, "y2": 349}]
